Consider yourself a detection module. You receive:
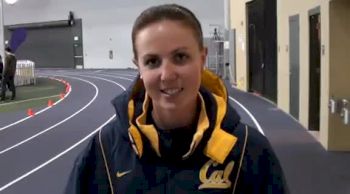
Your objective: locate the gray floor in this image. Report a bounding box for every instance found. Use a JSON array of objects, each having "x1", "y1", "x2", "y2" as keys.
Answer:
[{"x1": 226, "y1": 84, "x2": 350, "y2": 194}]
